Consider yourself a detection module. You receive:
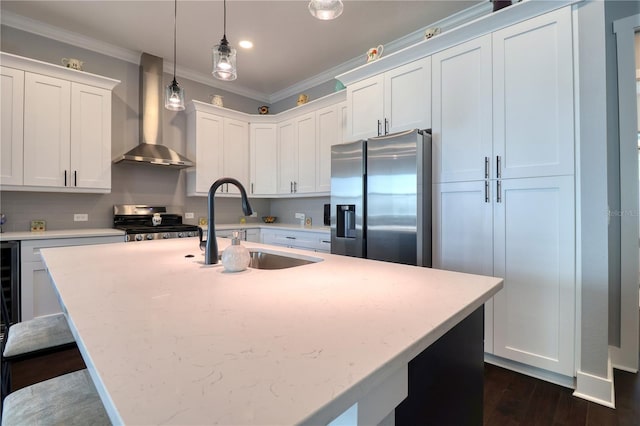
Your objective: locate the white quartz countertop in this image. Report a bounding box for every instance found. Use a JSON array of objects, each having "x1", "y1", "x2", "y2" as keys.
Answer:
[
  {"x1": 41, "y1": 238, "x2": 502, "y2": 425},
  {"x1": 0, "y1": 228, "x2": 125, "y2": 241}
]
